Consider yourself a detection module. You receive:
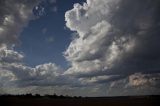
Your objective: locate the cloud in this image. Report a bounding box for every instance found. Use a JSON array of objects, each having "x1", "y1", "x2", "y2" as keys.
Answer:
[
  {"x1": 64, "y1": 0, "x2": 135, "y2": 76},
  {"x1": 0, "y1": 60, "x2": 85, "y2": 95},
  {"x1": 0, "y1": 68, "x2": 16, "y2": 88},
  {"x1": 0, "y1": 47, "x2": 79, "y2": 88},
  {"x1": 33, "y1": 5, "x2": 45, "y2": 17},
  {"x1": 0, "y1": 0, "x2": 41, "y2": 47},
  {"x1": 128, "y1": 73, "x2": 160, "y2": 87},
  {"x1": 0, "y1": 46, "x2": 24, "y2": 63},
  {"x1": 64, "y1": 0, "x2": 160, "y2": 76},
  {"x1": 63, "y1": 0, "x2": 160, "y2": 95},
  {"x1": 0, "y1": 61, "x2": 68, "y2": 87},
  {"x1": 108, "y1": 73, "x2": 160, "y2": 96}
]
